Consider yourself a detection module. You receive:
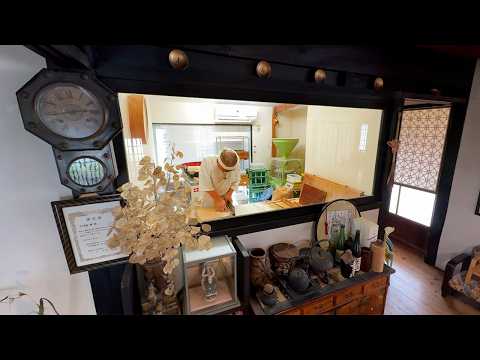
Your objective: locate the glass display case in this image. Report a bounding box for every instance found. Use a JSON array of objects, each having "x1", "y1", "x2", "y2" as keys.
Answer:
[{"x1": 182, "y1": 236, "x2": 239, "y2": 314}]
